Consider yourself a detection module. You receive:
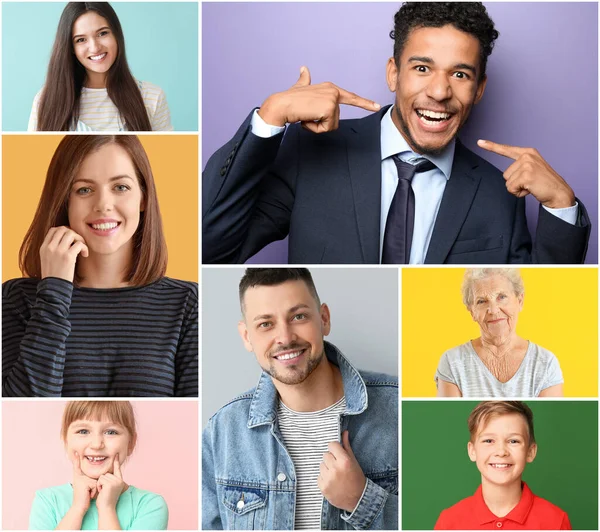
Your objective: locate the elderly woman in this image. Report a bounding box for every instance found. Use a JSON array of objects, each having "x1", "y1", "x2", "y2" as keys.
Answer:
[{"x1": 435, "y1": 268, "x2": 564, "y2": 397}]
